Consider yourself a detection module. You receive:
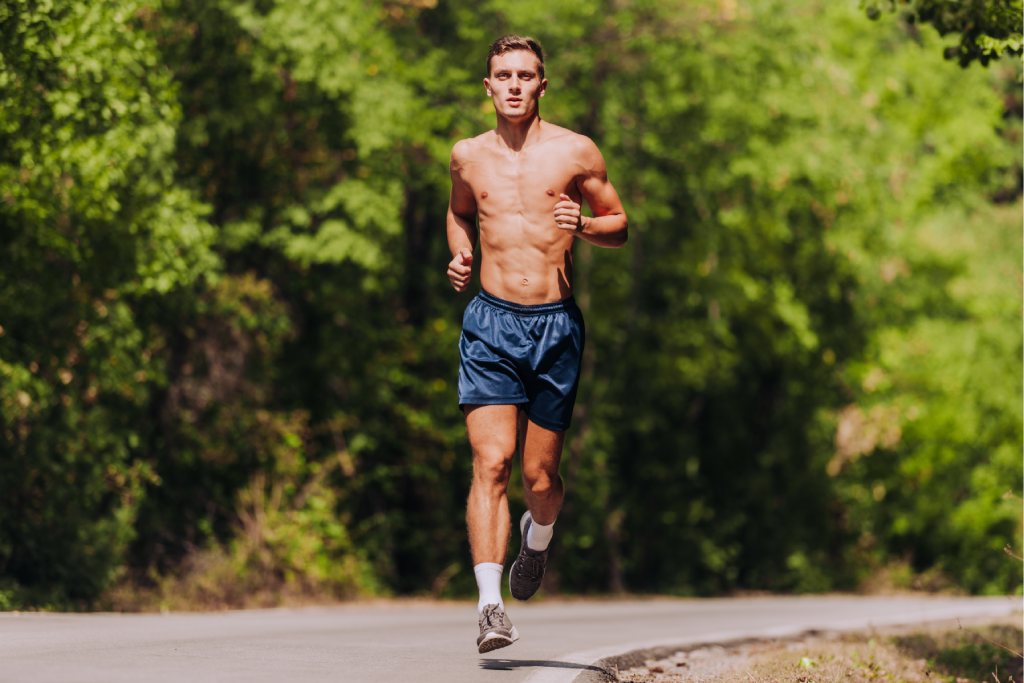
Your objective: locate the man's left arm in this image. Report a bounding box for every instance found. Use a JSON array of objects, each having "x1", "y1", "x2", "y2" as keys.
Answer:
[{"x1": 553, "y1": 137, "x2": 628, "y2": 248}]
